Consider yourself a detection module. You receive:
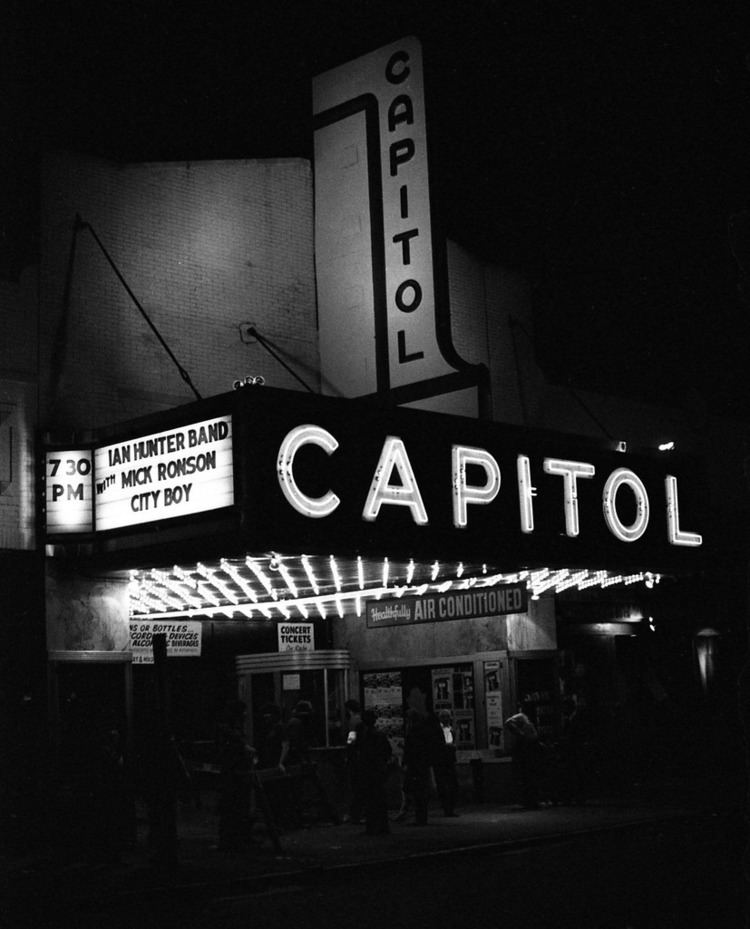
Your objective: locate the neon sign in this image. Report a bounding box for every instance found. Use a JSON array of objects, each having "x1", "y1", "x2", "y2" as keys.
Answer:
[{"x1": 275, "y1": 425, "x2": 702, "y2": 548}]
